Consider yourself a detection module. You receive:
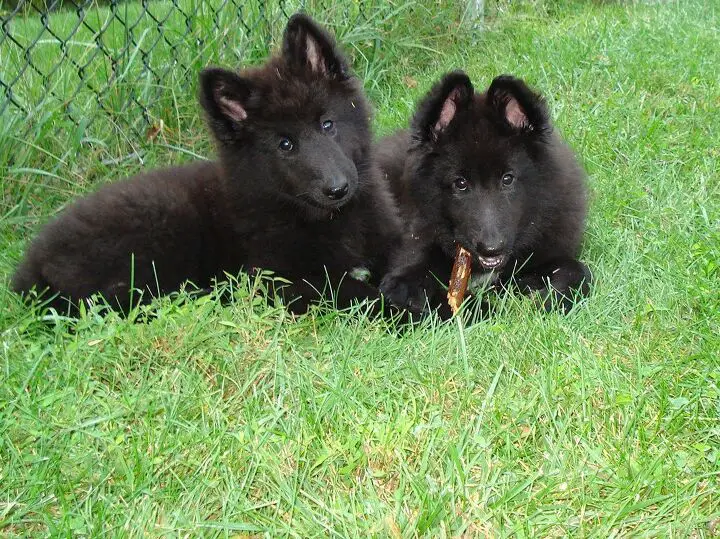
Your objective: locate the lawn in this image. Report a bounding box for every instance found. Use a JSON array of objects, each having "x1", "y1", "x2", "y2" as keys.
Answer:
[{"x1": 1, "y1": 0, "x2": 719, "y2": 536}]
